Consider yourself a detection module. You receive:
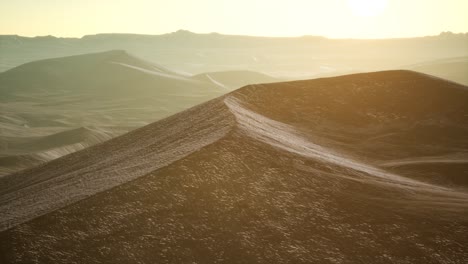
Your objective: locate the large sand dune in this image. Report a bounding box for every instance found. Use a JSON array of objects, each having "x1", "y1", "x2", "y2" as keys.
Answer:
[{"x1": 1, "y1": 71, "x2": 467, "y2": 263}]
